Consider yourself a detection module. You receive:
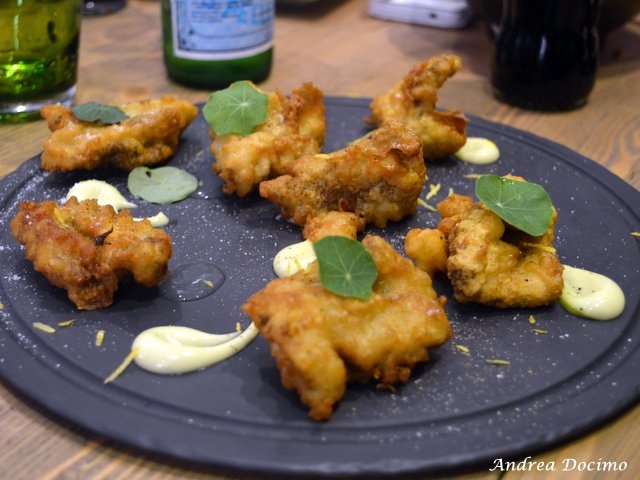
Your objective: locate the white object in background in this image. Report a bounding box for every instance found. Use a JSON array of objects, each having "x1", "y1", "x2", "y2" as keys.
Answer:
[{"x1": 368, "y1": 0, "x2": 473, "y2": 29}]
